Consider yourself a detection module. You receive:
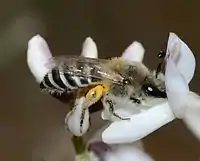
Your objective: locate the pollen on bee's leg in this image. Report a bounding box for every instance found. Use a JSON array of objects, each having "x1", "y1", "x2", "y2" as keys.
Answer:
[
  {"x1": 65, "y1": 97, "x2": 91, "y2": 136},
  {"x1": 85, "y1": 85, "x2": 105, "y2": 103}
]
